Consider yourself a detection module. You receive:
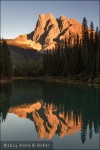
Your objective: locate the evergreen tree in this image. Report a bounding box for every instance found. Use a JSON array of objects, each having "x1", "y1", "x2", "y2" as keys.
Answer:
[
  {"x1": 89, "y1": 21, "x2": 96, "y2": 79},
  {"x1": 60, "y1": 46, "x2": 65, "y2": 76},
  {"x1": 43, "y1": 51, "x2": 47, "y2": 75},
  {"x1": 53, "y1": 43, "x2": 59, "y2": 76},
  {"x1": 82, "y1": 17, "x2": 89, "y2": 75},
  {"x1": 77, "y1": 39, "x2": 84, "y2": 74},
  {"x1": 0, "y1": 41, "x2": 3, "y2": 77},
  {"x1": 56, "y1": 41, "x2": 61, "y2": 76},
  {"x1": 90, "y1": 21, "x2": 94, "y2": 30},
  {"x1": 52, "y1": 48, "x2": 57, "y2": 76},
  {"x1": 95, "y1": 27, "x2": 100, "y2": 77},
  {"x1": 48, "y1": 50, "x2": 53, "y2": 76},
  {"x1": 62, "y1": 36, "x2": 70, "y2": 76},
  {"x1": 0, "y1": 39, "x2": 12, "y2": 78}
]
